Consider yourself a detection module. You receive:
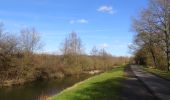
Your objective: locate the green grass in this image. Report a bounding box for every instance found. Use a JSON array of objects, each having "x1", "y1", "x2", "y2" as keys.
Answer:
[
  {"x1": 52, "y1": 66, "x2": 125, "y2": 100},
  {"x1": 143, "y1": 67, "x2": 170, "y2": 80}
]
